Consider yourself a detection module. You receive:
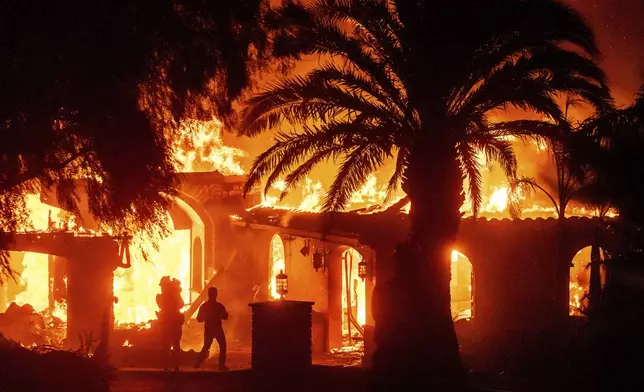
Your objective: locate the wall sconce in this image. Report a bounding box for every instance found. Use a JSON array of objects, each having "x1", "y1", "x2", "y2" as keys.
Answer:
[
  {"x1": 300, "y1": 239, "x2": 311, "y2": 257},
  {"x1": 312, "y1": 248, "x2": 325, "y2": 272},
  {"x1": 358, "y1": 259, "x2": 369, "y2": 280}
]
